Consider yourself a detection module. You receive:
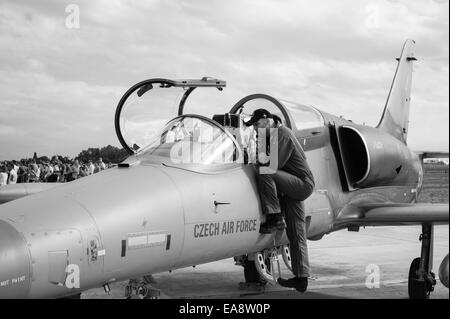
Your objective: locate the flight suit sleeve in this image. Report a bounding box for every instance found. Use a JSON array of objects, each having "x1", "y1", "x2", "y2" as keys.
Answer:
[{"x1": 277, "y1": 131, "x2": 293, "y2": 169}]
